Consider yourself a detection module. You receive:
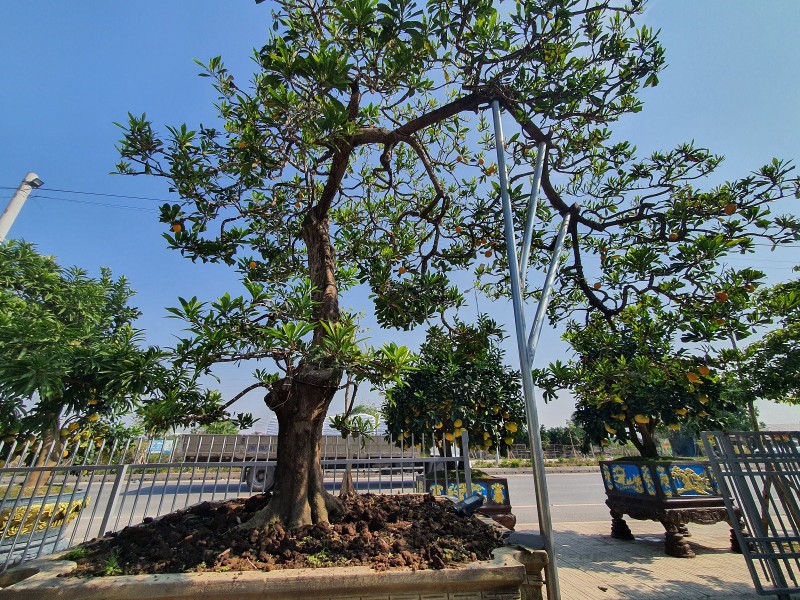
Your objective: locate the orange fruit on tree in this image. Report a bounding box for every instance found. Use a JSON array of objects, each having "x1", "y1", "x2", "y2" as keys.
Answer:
[
  {"x1": 723, "y1": 202, "x2": 737, "y2": 215},
  {"x1": 634, "y1": 414, "x2": 650, "y2": 424},
  {"x1": 686, "y1": 372, "x2": 701, "y2": 384},
  {"x1": 593, "y1": 282, "x2": 601, "y2": 290},
  {"x1": 478, "y1": 158, "x2": 485, "y2": 165},
  {"x1": 249, "y1": 261, "x2": 257, "y2": 269},
  {"x1": 171, "y1": 223, "x2": 182, "y2": 233},
  {"x1": 398, "y1": 266, "x2": 407, "y2": 275},
  {"x1": 698, "y1": 365, "x2": 710, "y2": 377},
  {"x1": 668, "y1": 232, "x2": 678, "y2": 242},
  {"x1": 715, "y1": 290, "x2": 729, "y2": 302},
  {"x1": 456, "y1": 155, "x2": 463, "y2": 163},
  {"x1": 484, "y1": 250, "x2": 493, "y2": 257},
  {"x1": 744, "y1": 283, "x2": 755, "y2": 293},
  {"x1": 714, "y1": 317, "x2": 726, "y2": 325},
  {"x1": 455, "y1": 226, "x2": 462, "y2": 233}
]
